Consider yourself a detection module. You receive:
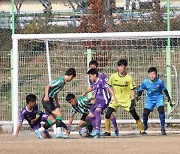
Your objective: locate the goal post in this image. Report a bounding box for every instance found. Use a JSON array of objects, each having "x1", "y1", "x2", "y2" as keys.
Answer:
[{"x1": 12, "y1": 31, "x2": 180, "y2": 134}]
